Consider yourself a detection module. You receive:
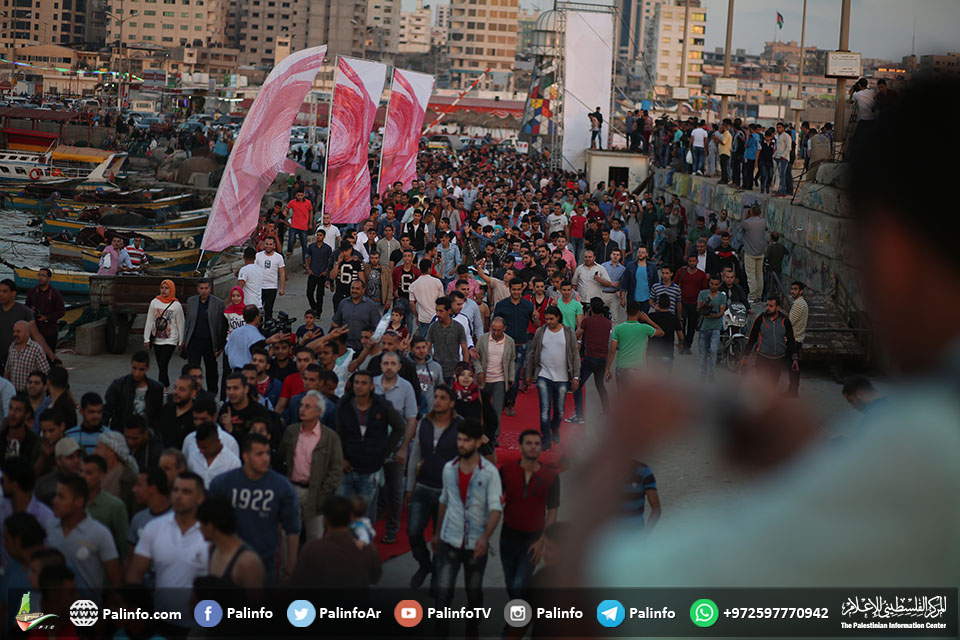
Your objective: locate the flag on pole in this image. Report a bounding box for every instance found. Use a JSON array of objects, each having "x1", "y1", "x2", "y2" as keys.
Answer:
[
  {"x1": 777, "y1": 12, "x2": 784, "y2": 29},
  {"x1": 325, "y1": 57, "x2": 388, "y2": 225},
  {"x1": 200, "y1": 46, "x2": 327, "y2": 252},
  {"x1": 379, "y1": 68, "x2": 434, "y2": 196}
]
